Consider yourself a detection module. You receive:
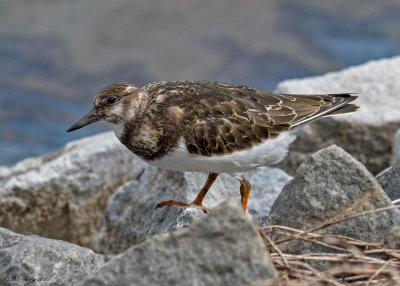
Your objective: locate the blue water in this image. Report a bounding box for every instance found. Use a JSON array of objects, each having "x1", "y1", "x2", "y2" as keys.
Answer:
[
  {"x1": 1, "y1": 31, "x2": 399, "y2": 166},
  {"x1": 1, "y1": 2, "x2": 400, "y2": 166},
  {"x1": 2, "y1": 32, "x2": 399, "y2": 166},
  {"x1": 321, "y1": 36, "x2": 398, "y2": 64},
  {"x1": 0, "y1": 88, "x2": 106, "y2": 164}
]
